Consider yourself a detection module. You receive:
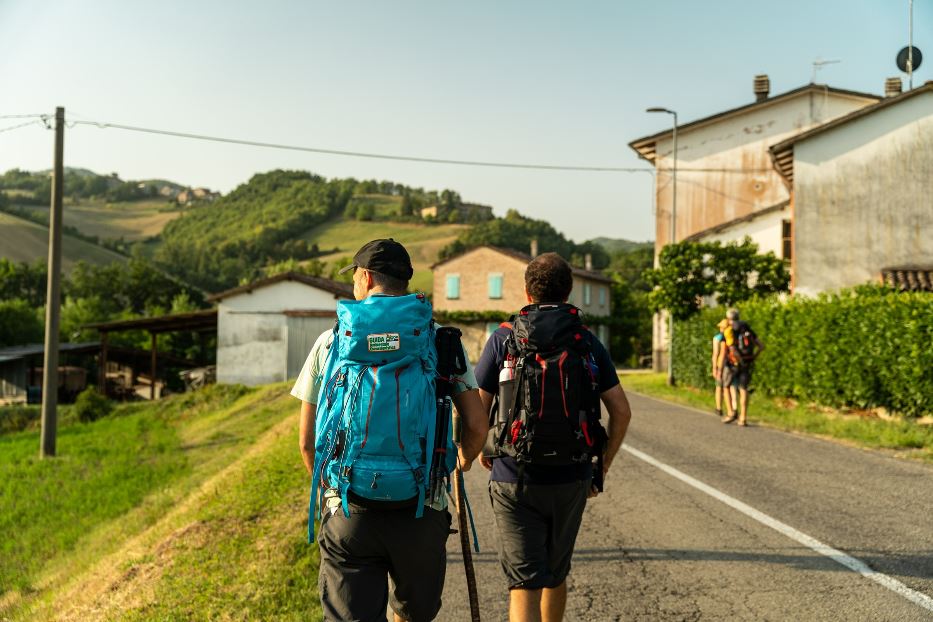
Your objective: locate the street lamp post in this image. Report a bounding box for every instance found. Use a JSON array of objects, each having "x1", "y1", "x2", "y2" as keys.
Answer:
[{"x1": 647, "y1": 107, "x2": 678, "y2": 385}]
